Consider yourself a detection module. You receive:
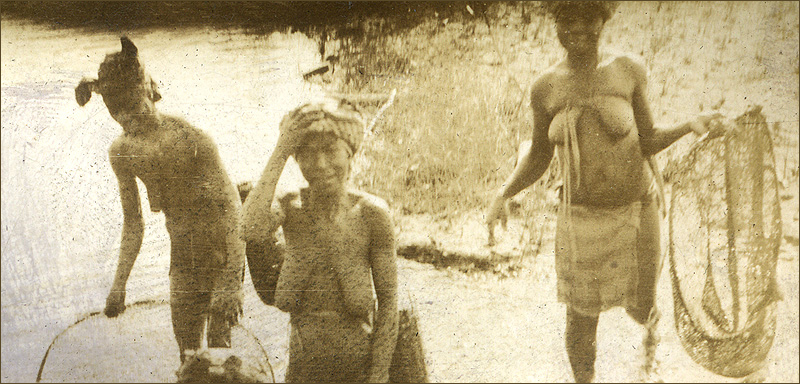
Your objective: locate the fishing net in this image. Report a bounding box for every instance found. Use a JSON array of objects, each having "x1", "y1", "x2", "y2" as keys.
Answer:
[
  {"x1": 37, "y1": 300, "x2": 274, "y2": 383},
  {"x1": 668, "y1": 106, "x2": 783, "y2": 378}
]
